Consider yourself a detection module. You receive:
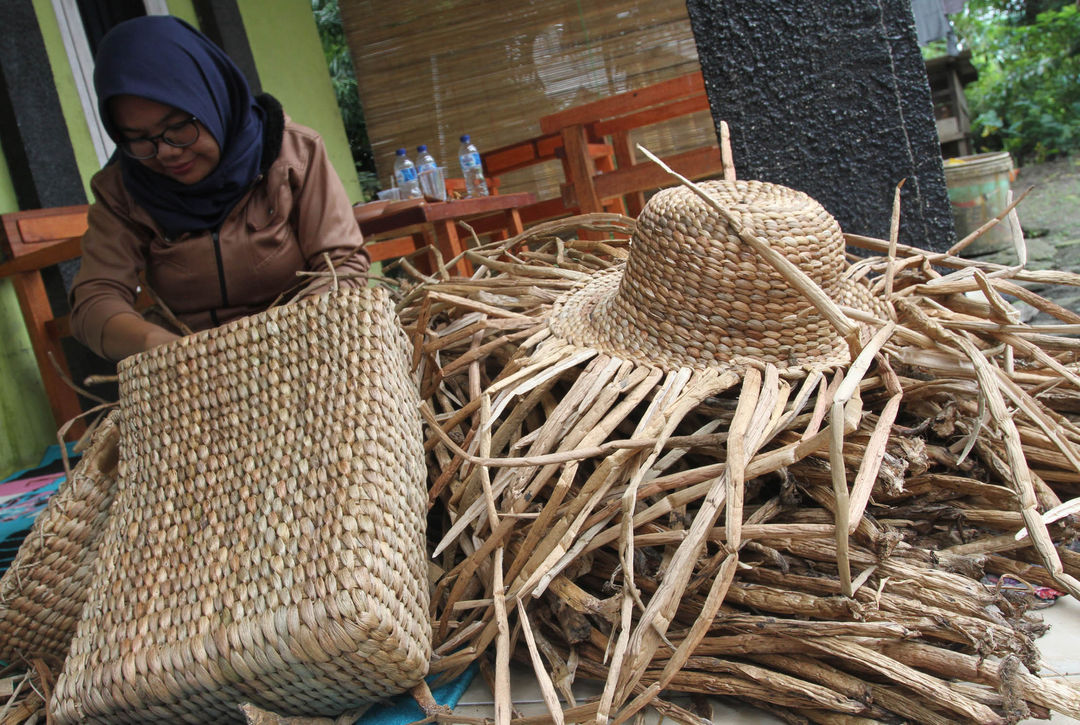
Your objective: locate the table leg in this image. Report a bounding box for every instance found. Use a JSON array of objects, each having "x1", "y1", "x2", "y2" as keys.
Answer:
[
  {"x1": 436, "y1": 220, "x2": 473, "y2": 277},
  {"x1": 497, "y1": 209, "x2": 527, "y2": 255},
  {"x1": 507, "y1": 208, "x2": 525, "y2": 236},
  {"x1": 415, "y1": 227, "x2": 437, "y2": 276}
]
